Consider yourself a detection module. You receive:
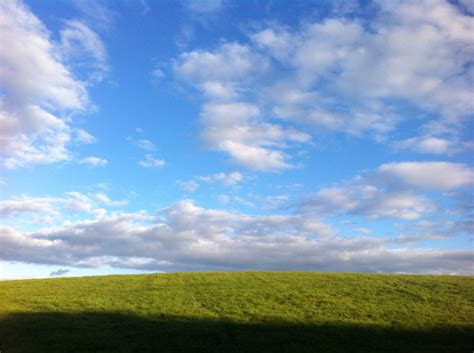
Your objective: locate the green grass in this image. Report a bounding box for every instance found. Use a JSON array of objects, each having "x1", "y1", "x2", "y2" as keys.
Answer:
[{"x1": 0, "y1": 272, "x2": 472, "y2": 352}]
